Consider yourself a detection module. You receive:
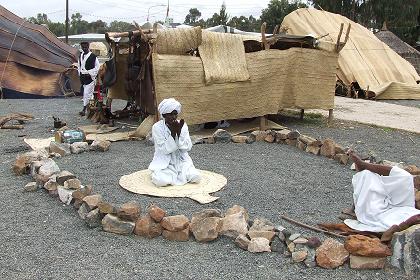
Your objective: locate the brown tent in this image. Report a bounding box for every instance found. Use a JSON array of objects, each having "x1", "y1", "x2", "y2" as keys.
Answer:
[
  {"x1": 0, "y1": 5, "x2": 78, "y2": 98},
  {"x1": 375, "y1": 23, "x2": 420, "y2": 74}
]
